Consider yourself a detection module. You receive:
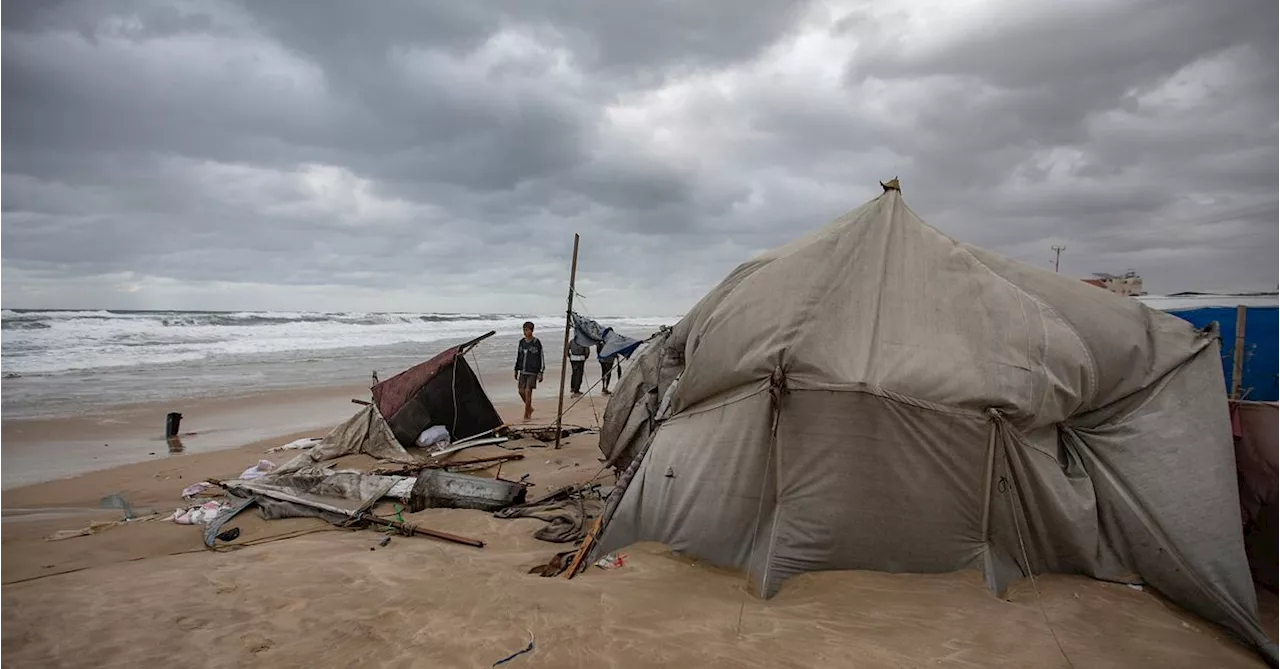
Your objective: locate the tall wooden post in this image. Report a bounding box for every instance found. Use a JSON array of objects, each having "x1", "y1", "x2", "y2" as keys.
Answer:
[
  {"x1": 554, "y1": 234, "x2": 580, "y2": 449},
  {"x1": 1231, "y1": 304, "x2": 1247, "y2": 399}
]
